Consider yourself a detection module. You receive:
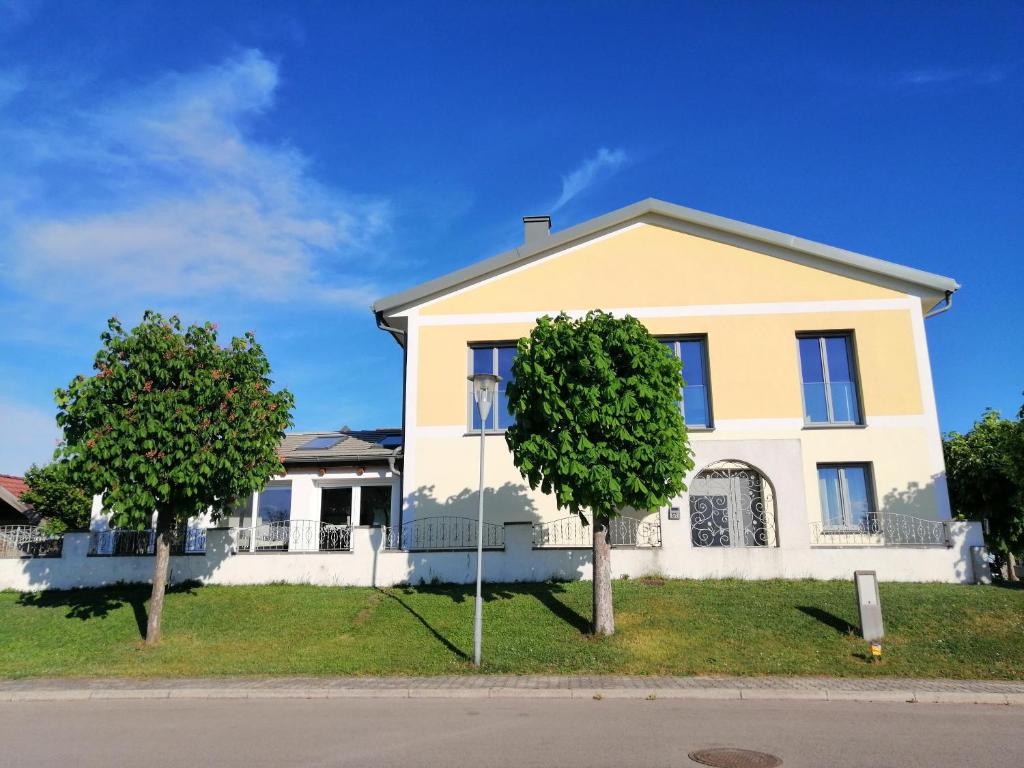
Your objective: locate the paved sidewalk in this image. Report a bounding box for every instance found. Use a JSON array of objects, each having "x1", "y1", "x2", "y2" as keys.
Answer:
[{"x1": 2, "y1": 675, "x2": 1022, "y2": 704}]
